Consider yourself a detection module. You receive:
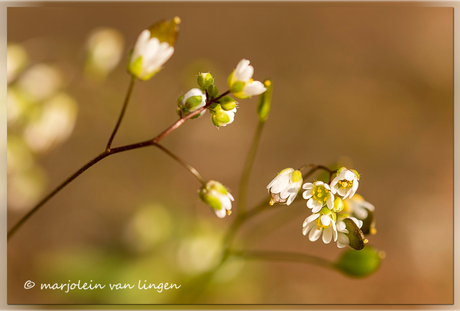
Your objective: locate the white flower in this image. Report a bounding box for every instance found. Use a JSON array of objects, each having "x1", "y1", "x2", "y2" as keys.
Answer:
[
  {"x1": 336, "y1": 216, "x2": 363, "y2": 248},
  {"x1": 266, "y1": 168, "x2": 303, "y2": 205},
  {"x1": 330, "y1": 167, "x2": 359, "y2": 200},
  {"x1": 302, "y1": 208, "x2": 338, "y2": 244},
  {"x1": 344, "y1": 194, "x2": 375, "y2": 220},
  {"x1": 211, "y1": 107, "x2": 237, "y2": 127},
  {"x1": 302, "y1": 181, "x2": 334, "y2": 213},
  {"x1": 177, "y1": 88, "x2": 207, "y2": 118},
  {"x1": 199, "y1": 180, "x2": 234, "y2": 218},
  {"x1": 228, "y1": 59, "x2": 266, "y2": 99},
  {"x1": 128, "y1": 30, "x2": 174, "y2": 80}
]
